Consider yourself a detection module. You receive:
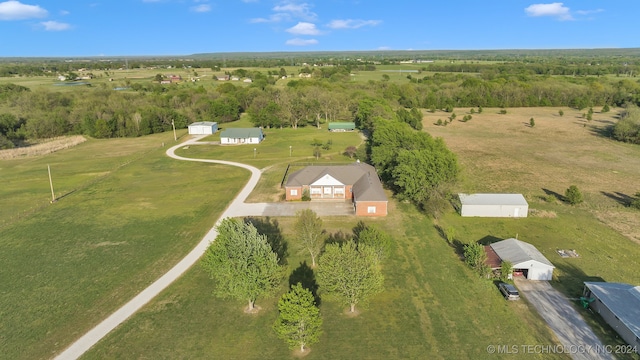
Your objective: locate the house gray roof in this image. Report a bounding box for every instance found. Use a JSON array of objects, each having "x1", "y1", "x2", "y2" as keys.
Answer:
[
  {"x1": 459, "y1": 193, "x2": 528, "y2": 206},
  {"x1": 490, "y1": 238, "x2": 554, "y2": 267},
  {"x1": 286, "y1": 162, "x2": 387, "y2": 202},
  {"x1": 189, "y1": 121, "x2": 217, "y2": 127},
  {"x1": 328, "y1": 122, "x2": 356, "y2": 130},
  {"x1": 584, "y1": 282, "x2": 640, "y2": 339},
  {"x1": 220, "y1": 128, "x2": 263, "y2": 139}
]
